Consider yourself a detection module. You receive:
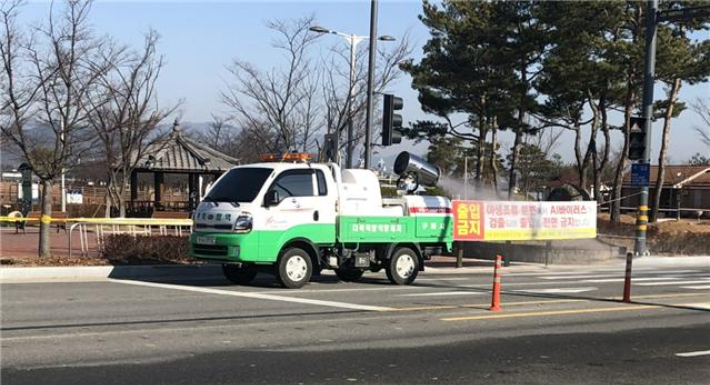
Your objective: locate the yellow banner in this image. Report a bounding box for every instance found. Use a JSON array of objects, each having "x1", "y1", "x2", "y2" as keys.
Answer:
[{"x1": 453, "y1": 200, "x2": 597, "y2": 241}]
